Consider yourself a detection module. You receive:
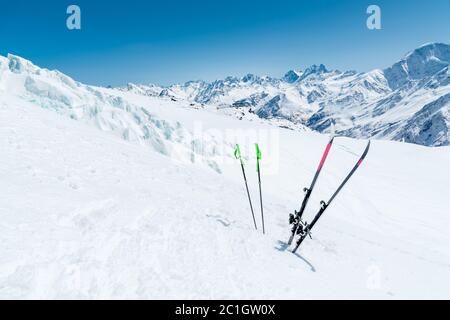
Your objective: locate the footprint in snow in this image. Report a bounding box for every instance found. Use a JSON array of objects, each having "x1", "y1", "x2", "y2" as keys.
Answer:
[{"x1": 206, "y1": 214, "x2": 232, "y2": 227}]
